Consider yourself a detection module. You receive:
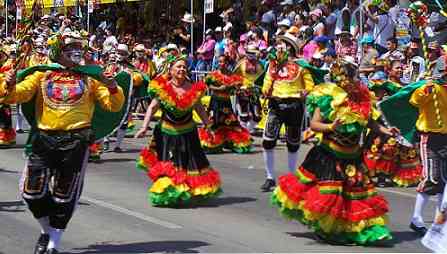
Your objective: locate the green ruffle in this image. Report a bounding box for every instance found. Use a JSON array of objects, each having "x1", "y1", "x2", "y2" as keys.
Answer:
[
  {"x1": 227, "y1": 144, "x2": 252, "y2": 154},
  {"x1": 306, "y1": 95, "x2": 333, "y2": 119},
  {"x1": 202, "y1": 145, "x2": 224, "y2": 154},
  {"x1": 148, "y1": 88, "x2": 193, "y2": 118},
  {"x1": 136, "y1": 158, "x2": 148, "y2": 172},
  {"x1": 271, "y1": 194, "x2": 392, "y2": 246},
  {"x1": 306, "y1": 95, "x2": 364, "y2": 135},
  {"x1": 149, "y1": 186, "x2": 223, "y2": 207}
]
